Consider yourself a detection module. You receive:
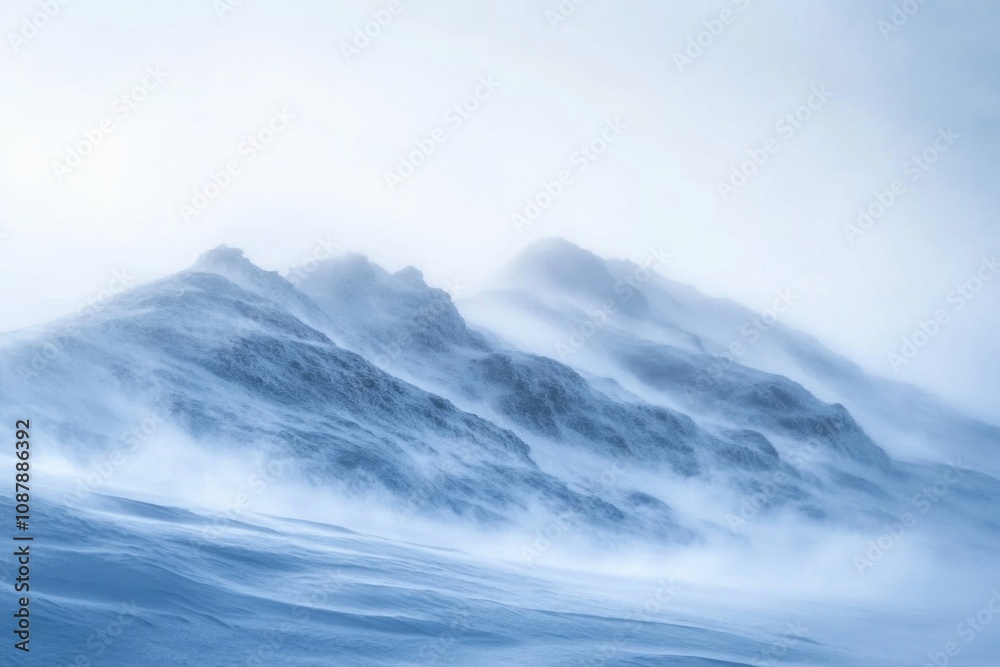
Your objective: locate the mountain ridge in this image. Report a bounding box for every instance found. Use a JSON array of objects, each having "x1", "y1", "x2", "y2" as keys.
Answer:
[{"x1": 2, "y1": 239, "x2": 997, "y2": 549}]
